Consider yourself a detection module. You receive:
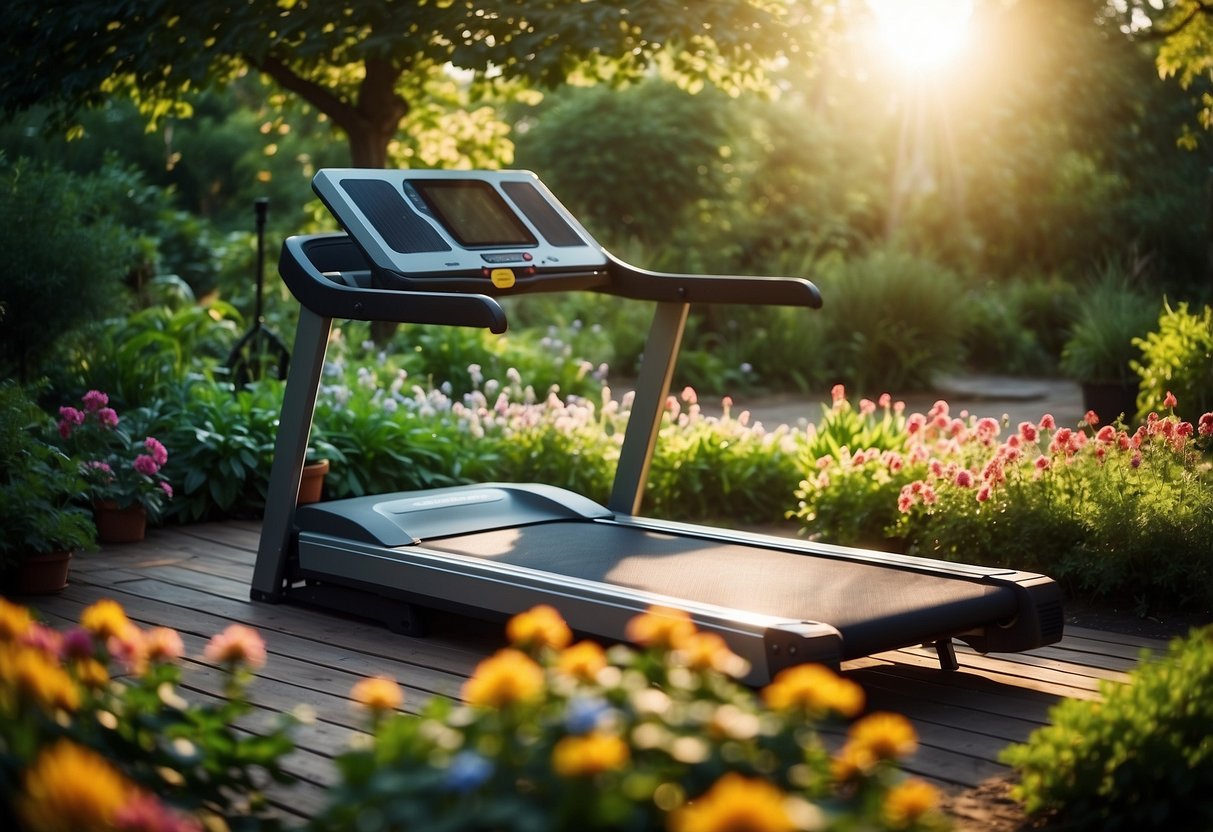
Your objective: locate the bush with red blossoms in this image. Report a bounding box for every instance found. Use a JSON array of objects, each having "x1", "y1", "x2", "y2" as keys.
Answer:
[
  {"x1": 56, "y1": 390, "x2": 174, "y2": 520},
  {"x1": 794, "y1": 388, "x2": 1213, "y2": 613}
]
